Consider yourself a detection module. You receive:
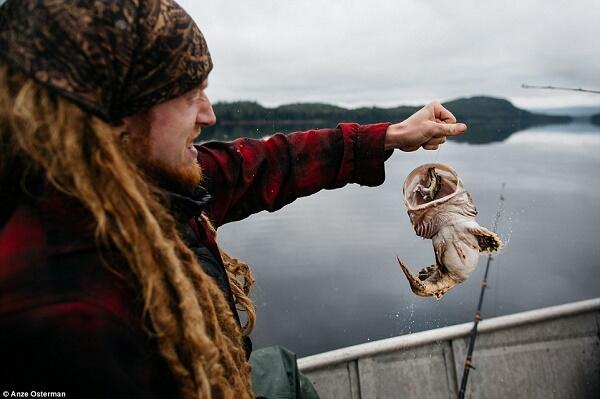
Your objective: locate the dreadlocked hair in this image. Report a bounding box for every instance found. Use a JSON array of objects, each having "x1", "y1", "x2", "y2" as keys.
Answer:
[{"x1": 0, "y1": 63, "x2": 256, "y2": 399}]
